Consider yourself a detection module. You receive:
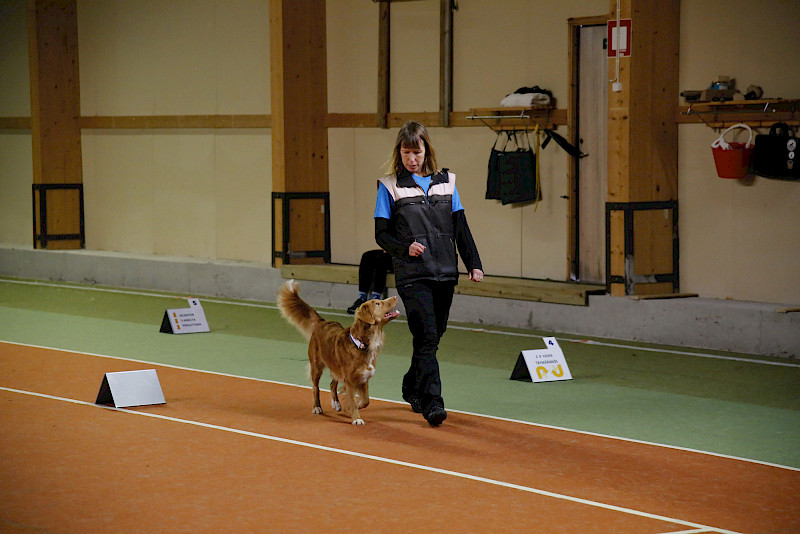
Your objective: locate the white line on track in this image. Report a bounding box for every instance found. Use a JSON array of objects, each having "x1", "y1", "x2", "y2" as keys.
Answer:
[
  {"x1": 0, "y1": 385, "x2": 743, "y2": 534},
  {"x1": 2, "y1": 339, "x2": 798, "y2": 473},
  {"x1": 3, "y1": 278, "x2": 797, "y2": 368}
]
